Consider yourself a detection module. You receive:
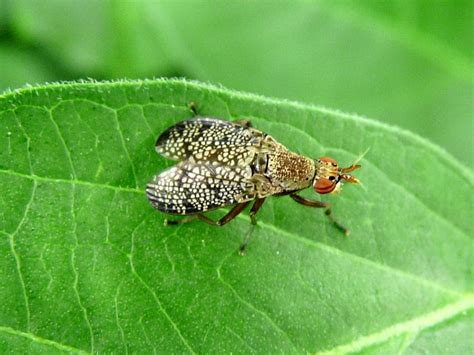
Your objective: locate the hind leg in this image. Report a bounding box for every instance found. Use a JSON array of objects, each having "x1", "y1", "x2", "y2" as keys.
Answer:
[
  {"x1": 239, "y1": 198, "x2": 266, "y2": 255},
  {"x1": 233, "y1": 119, "x2": 252, "y2": 128},
  {"x1": 164, "y1": 202, "x2": 250, "y2": 226}
]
